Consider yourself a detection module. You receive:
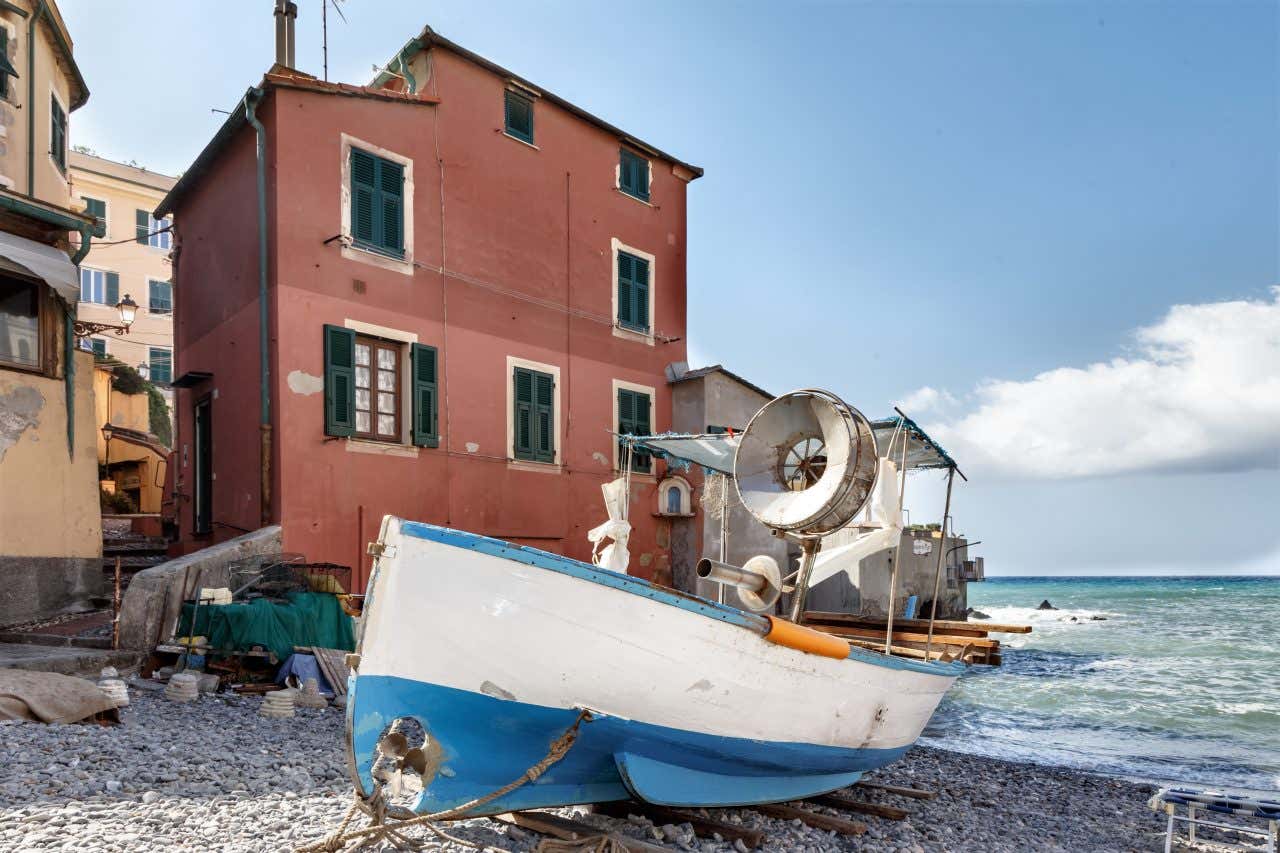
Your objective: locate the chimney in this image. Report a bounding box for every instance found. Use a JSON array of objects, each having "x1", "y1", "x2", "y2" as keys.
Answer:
[{"x1": 274, "y1": 0, "x2": 297, "y2": 68}]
